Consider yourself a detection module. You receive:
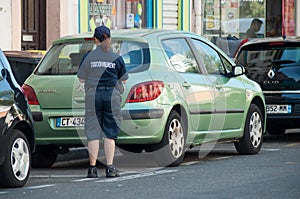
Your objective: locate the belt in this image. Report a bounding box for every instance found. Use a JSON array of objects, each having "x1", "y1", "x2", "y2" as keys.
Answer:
[
  {"x1": 87, "y1": 85, "x2": 115, "y2": 91},
  {"x1": 97, "y1": 85, "x2": 114, "y2": 89}
]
